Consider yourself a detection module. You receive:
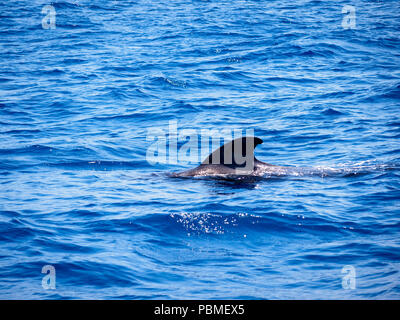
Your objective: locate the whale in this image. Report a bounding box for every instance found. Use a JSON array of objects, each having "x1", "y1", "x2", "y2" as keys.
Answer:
[
  {"x1": 171, "y1": 136, "x2": 285, "y2": 178},
  {"x1": 170, "y1": 136, "x2": 395, "y2": 179}
]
